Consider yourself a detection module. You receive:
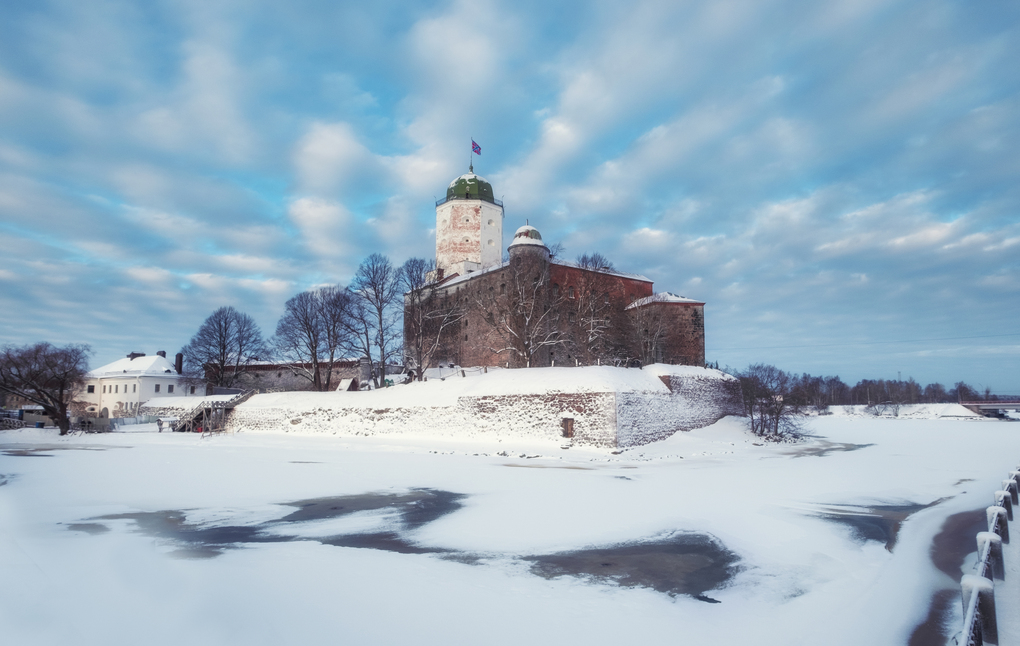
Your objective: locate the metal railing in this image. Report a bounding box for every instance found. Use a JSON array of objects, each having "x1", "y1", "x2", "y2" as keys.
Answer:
[
  {"x1": 171, "y1": 390, "x2": 256, "y2": 435},
  {"x1": 953, "y1": 470, "x2": 1019, "y2": 645},
  {"x1": 435, "y1": 194, "x2": 503, "y2": 207}
]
